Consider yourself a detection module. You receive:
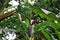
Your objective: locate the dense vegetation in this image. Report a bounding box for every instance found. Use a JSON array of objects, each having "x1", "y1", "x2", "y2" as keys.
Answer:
[{"x1": 0, "y1": 0, "x2": 60, "y2": 40}]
